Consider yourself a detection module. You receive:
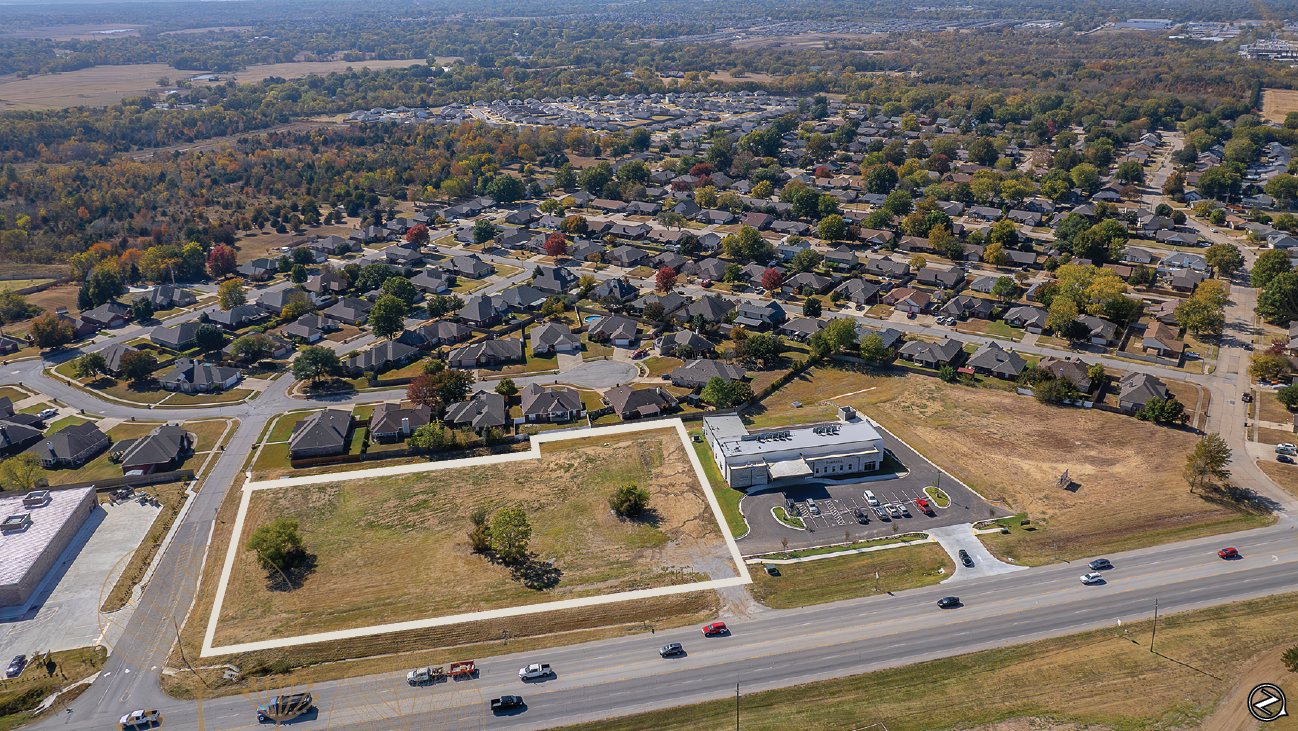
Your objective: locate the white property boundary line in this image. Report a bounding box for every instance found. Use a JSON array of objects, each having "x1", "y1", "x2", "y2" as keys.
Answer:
[{"x1": 200, "y1": 419, "x2": 750, "y2": 657}]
